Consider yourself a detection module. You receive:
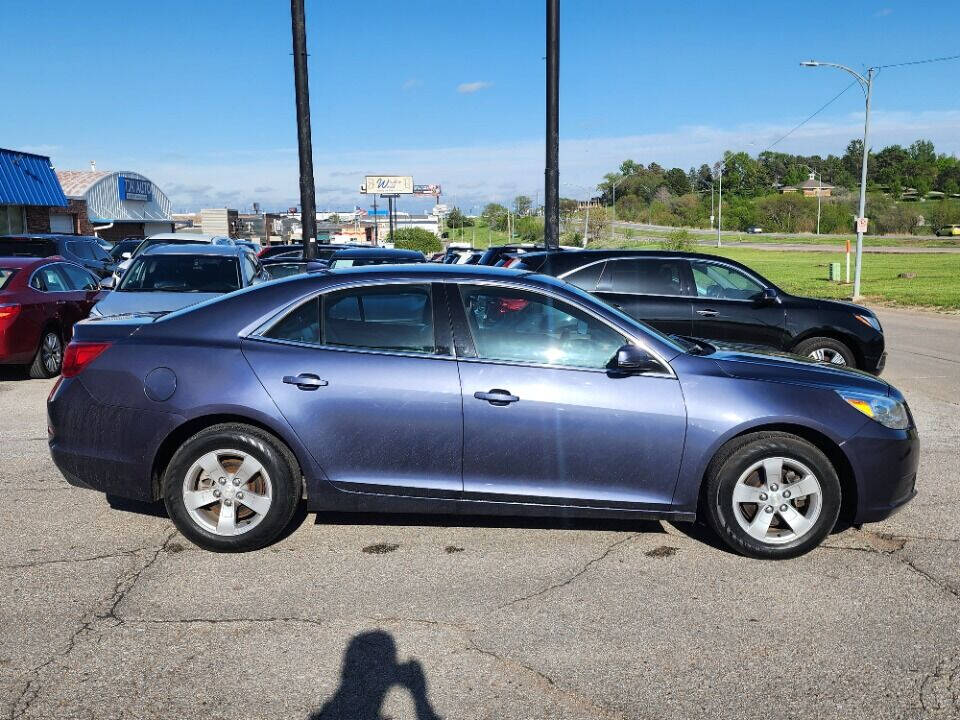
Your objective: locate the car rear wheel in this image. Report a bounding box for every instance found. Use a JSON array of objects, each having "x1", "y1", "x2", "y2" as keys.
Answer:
[
  {"x1": 163, "y1": 424, "x2": 301, "y2": 552},
  {"x1": 29, "y1": 330, "x2": 62, "y2": 379},
  {"x1": 704, "y1": 432, "x2": 841, "y2": 559},
  {"x1": 793, "y1": 337, "x2": 855, "y2": 368}
]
